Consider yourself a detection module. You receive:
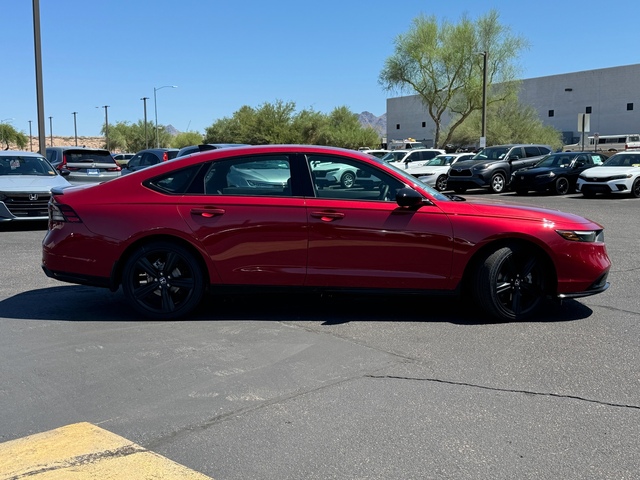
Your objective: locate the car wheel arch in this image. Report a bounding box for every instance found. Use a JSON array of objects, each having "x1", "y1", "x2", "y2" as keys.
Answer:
[
  {"x1": 113, "y1": 234, "x2": 215, "y2": 290},
  {"x1": 460, "y1": 238, "x2": 557, "y2": 303}
]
